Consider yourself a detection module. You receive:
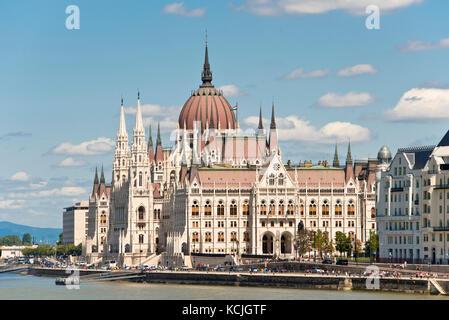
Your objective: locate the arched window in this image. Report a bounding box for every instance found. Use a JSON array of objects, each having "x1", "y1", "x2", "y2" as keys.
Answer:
[
  {"x1": 278, "y1": 173, "x2": 284, "y2": 185},
  {"x1": 260, "y1": 201, "x2": 267, "y2": 215},
  {"x1": 230, "y1": 231, "x2": 237, "y2": 242},
  {"x1": 243, "y1": 232, "x2": 249, "y2": 242},
  {"x1": 348, "y1": 201, "x2": 355, "y2": 216},
  {"x1": 139, "y1": 234, "x2": 144, "y2": 244},
  {"x1": 371, "y1": 207, "x2": 376, "y2": 219},
  {"x1": 269, "y1": 200, "x2": 275, "y2": 216},
  {"x1": 192, "y1": 201, "x2": 199, "y2": 216},
  {"x1": 218, "y1": 232, "x2": 224, "y2": 242},
  {"x1": 242, "y1": 200, "x2": 249, "y2": 216},
  {"x1": 309, "y1": 201, "x2": 317, "y2": 216},
  {"x1": 138, "y1": 206, "x2": 145, "y2": 220},
  {"x1": 335, "y1": 200, "x2": 342, "y2": 216},
  {"x1": 204, "y1": 200, "x2": 212, "y2": 216},
  {"x1": 287, "y1": 200, "x2": 294, "y2": 215},
  {"x1": 217, "y1": 201, "x2": 224, "y2": 216},
  {"x1": 205, "y1": 232, "x2": 212, "y2": 242},
  {"x1": 278, "y1": 200, "x2": 285, "y2": 215},
  {"x1": 322, "y1": 201, "x2": 329, "y2": 216},
  {"x1": 300, "y1": 204, "x2": 304, "y2": 216},
  {"x1": 139, "y1": 172, "x2": 142, "y2": 187},
  {"x1": 100, "y1": 212, "x2": 107, "y2": 224},
  {"x1": 268, "y1": 174, "x2": 275, "y2": 186},
  {"x1": 192, "y1": 232, "x2": 199, "y2": 242},
  {"x1": 230, "y1": 200, "x2": 237, "y2": 216}
]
